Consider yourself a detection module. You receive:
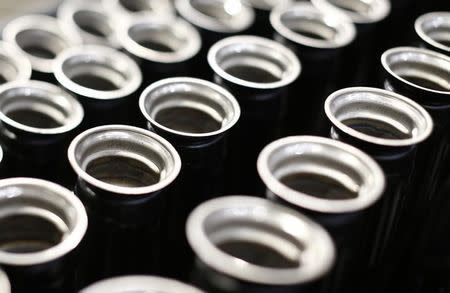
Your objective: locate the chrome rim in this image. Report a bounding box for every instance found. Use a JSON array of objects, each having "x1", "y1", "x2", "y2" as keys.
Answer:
[{"x1": 415, "y1": 12, "x2": 450, "y2": 54}]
